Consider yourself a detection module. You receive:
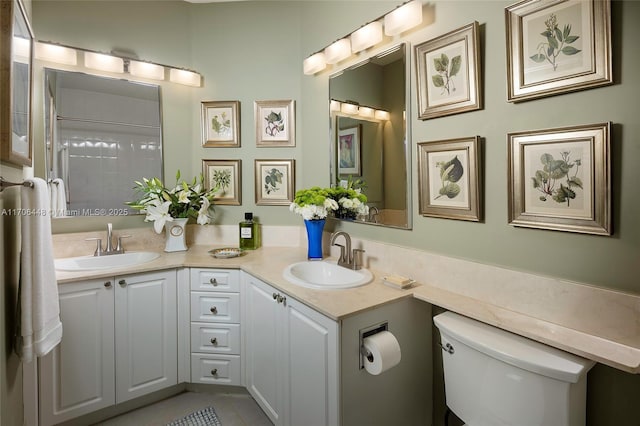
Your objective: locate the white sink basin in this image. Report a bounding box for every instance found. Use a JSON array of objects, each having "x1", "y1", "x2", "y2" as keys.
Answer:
[
  {"x1": 55, "y1": 251, "x2": 161, "y2": 271},
  {"x1": 283, "y1": 260, "x2": 373, "y2": 290}
]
